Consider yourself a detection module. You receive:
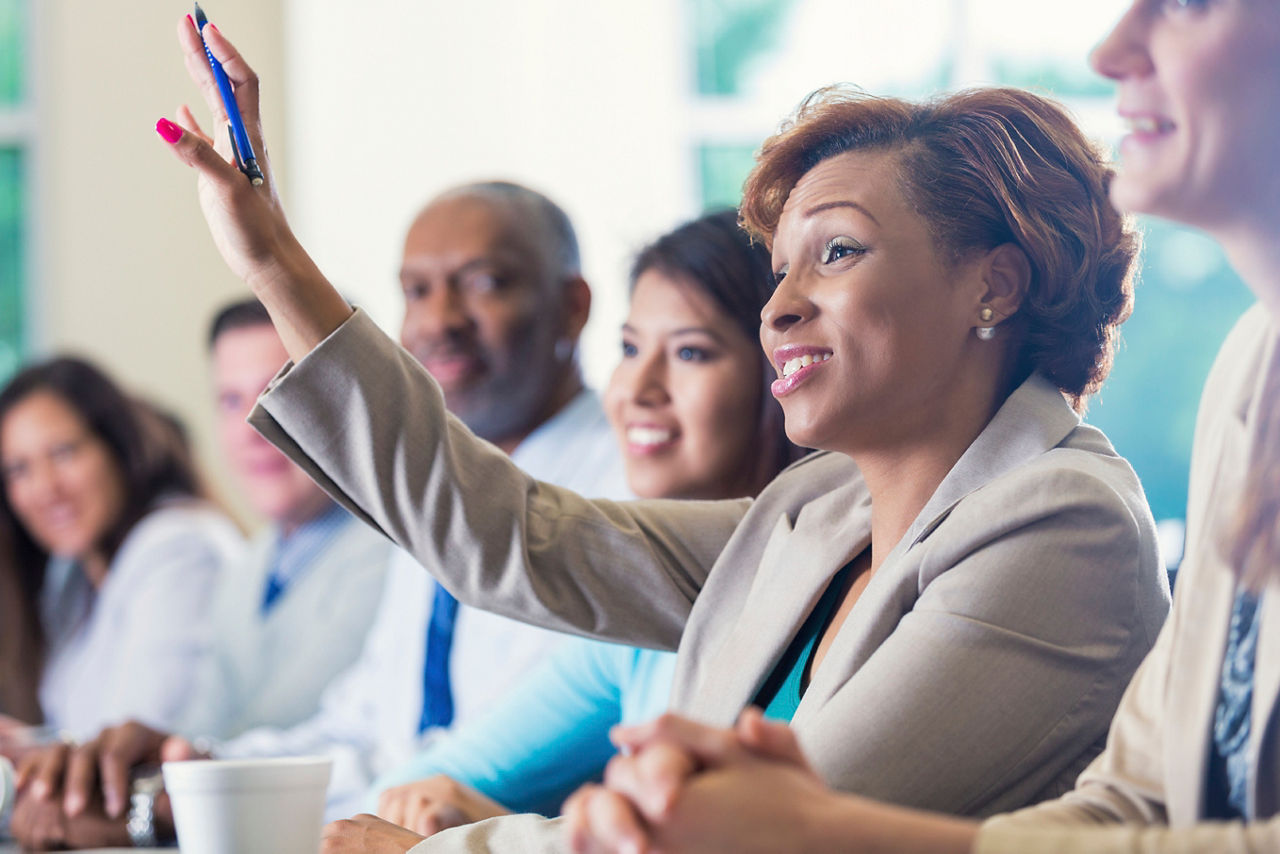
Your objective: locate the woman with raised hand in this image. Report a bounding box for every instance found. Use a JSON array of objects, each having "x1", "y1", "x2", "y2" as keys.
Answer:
[
  {"x1": 160, "y1": 15, "x2": 1168, "y2": 853},
  {"x1": 368, "y1": 209, "x2": 803, "y2": 838},
  {"x1": 565, "y1": 1, "x2": 1280, "y2": 852},
  {"x1": 0, "y1": 358, "x2": 242, "y2": 743}
]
